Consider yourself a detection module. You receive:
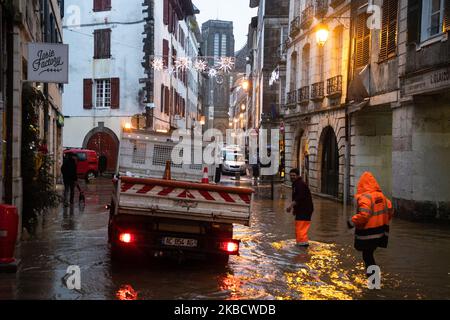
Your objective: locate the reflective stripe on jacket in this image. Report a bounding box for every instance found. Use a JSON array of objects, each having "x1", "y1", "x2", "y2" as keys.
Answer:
[{"x1": 352, "y1": 172, "x2": 394, "y2": 250}]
